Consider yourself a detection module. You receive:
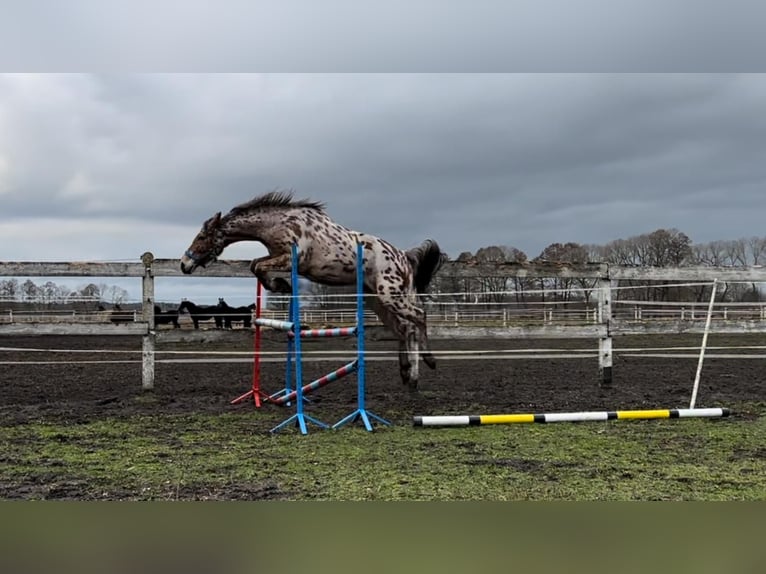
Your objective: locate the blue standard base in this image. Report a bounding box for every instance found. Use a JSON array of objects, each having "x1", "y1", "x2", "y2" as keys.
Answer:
[
  {"x1": 270, "y1": 413, "x2": 329, "y2": 435},
  {"x1": 332, "y1": 409, "x2": 392, "y2": 432}
]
